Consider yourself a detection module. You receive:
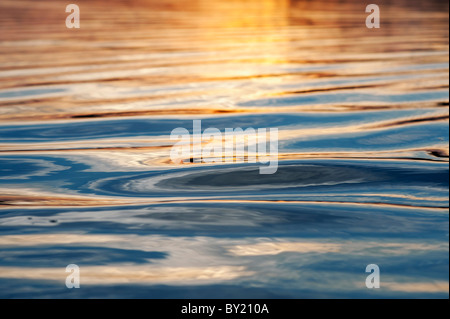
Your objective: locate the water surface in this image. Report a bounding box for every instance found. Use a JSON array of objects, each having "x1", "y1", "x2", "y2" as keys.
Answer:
[{"x1": 0, "y1": 0, "x2": 448, "y2": 298}]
